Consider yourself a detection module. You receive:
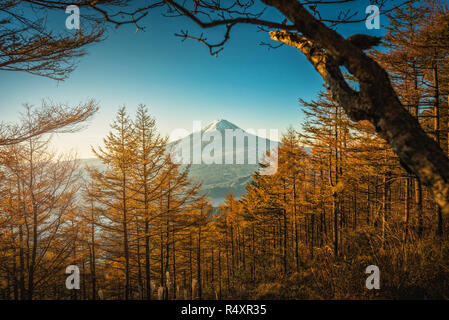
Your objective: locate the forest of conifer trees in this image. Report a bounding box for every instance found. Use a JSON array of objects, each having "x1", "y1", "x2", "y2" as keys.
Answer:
[{"x1": 1, "y1": 0, "x2": 449, "y2": 301}]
